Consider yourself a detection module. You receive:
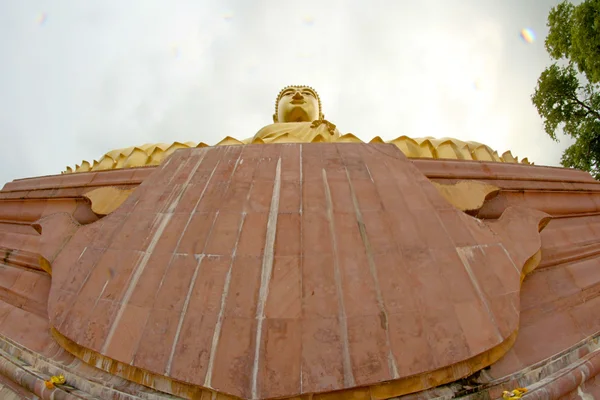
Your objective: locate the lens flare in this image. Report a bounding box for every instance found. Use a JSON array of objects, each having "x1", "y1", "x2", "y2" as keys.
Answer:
[
  {"x1": 37, "y1": 12, "x2": 47, "y2": 25},
  {"x1": 519, "y1": 28, "x2": 536, "y2": 43},
  {"x1": 302, "y1": 16, "x2": 315, "y2": 26}
]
